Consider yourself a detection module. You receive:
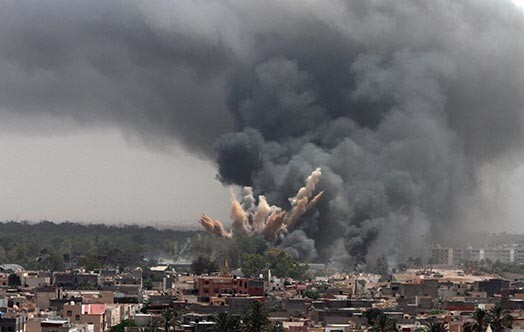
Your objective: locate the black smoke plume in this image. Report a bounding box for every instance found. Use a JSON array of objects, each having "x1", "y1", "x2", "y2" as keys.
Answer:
[{"x1": 1, "y1": 0, "x2": 524, "y2": 265}]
